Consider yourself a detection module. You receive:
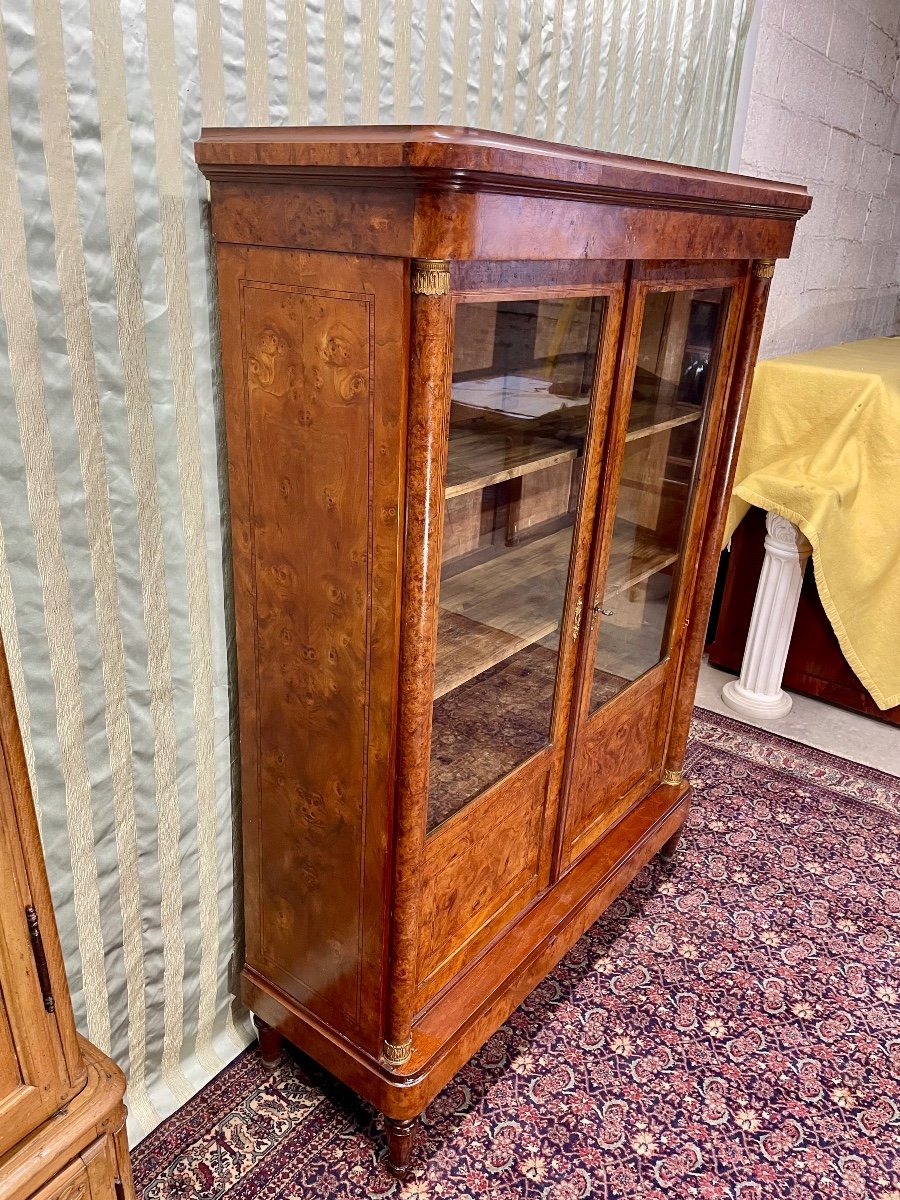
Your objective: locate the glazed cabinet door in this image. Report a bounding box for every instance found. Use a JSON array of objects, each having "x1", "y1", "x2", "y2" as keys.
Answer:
[
  {"x1": 558, "y1": 262, "x2": 747, "y2": 869},
  {"x1": 0, "y1": 755, "x2": 74, "y2": 1156},
  {"x1": 413, "y1": 270, "x2": 625, "y2": 1004}
]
